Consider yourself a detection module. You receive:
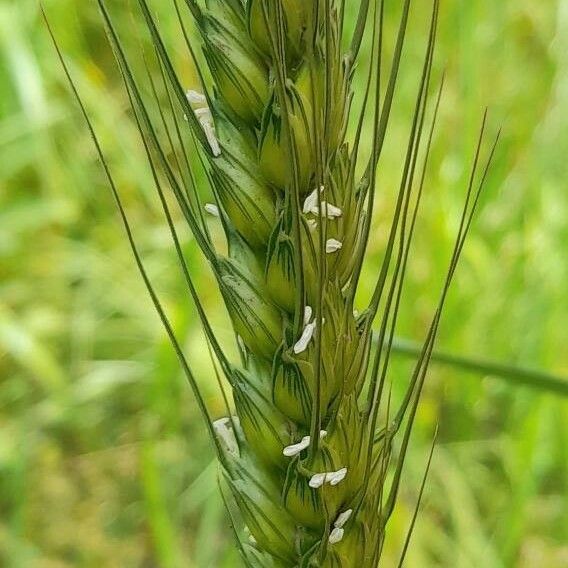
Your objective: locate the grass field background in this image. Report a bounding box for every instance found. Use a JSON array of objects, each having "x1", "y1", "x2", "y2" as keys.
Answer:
[{"x1": 1, "y1": 0, "x2": 567, "y2": 566}]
